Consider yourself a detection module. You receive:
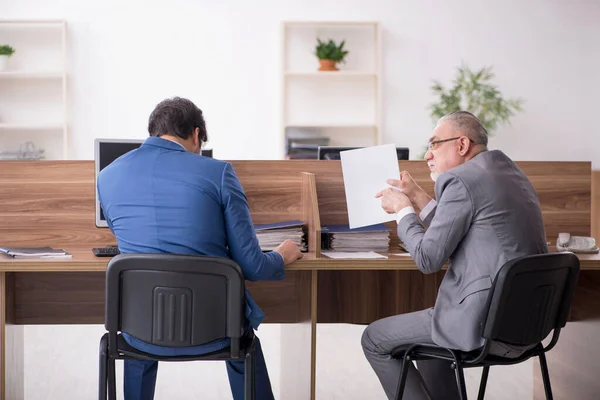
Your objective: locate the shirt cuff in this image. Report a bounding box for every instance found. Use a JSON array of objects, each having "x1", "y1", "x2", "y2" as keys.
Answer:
[
  {"x1": 419, "y1": 199, "x2": 437, "y2": 221},
  {"x1": 396, "y1": 206, "x2": 416, "y2": 224},
  {"x1": 273, "y1": 250, "x2": 285, "y2": 266}
]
